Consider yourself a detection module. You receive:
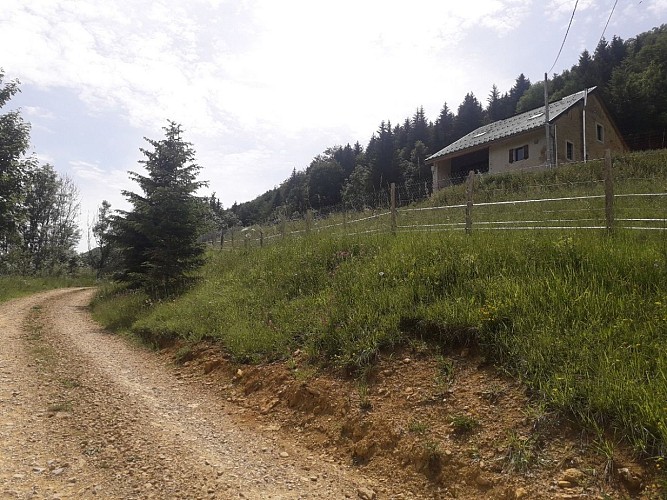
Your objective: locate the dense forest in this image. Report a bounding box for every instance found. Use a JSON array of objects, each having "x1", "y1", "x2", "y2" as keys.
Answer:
[{"x1": 220, "y1": 24, "x2": 667, "y2": 228}]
